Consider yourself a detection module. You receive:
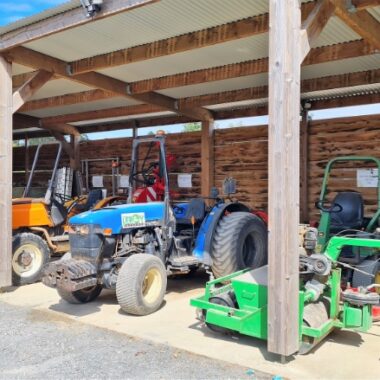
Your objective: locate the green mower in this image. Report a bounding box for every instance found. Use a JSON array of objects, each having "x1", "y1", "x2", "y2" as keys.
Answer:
[
  {"x1": 315, "y1": 156, "x2": 380, "y2": 288},
  {"x1": 191, "y1": 231, "x2": 379, "y2": 354}
]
